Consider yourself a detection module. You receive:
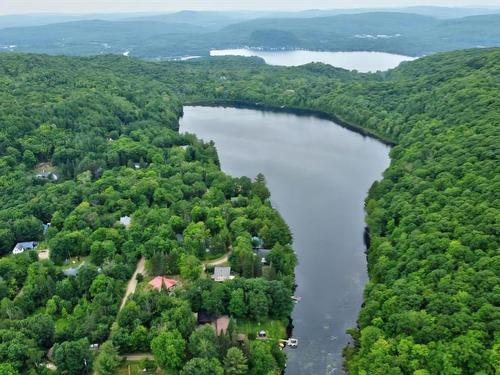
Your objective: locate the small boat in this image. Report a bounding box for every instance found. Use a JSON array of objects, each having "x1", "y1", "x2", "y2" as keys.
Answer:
[
  {"x1": 291, "y1": 296, "x2": 302, "y2": 303},
  {"x1": 287, "y1": 338, "x2": 298, "y2": 348}
]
